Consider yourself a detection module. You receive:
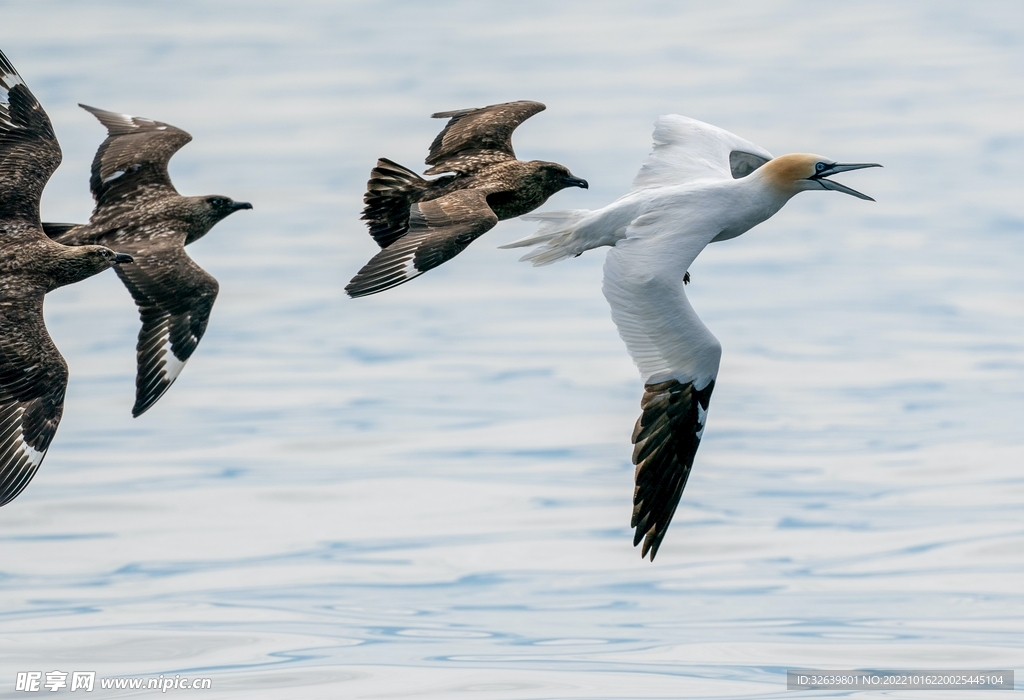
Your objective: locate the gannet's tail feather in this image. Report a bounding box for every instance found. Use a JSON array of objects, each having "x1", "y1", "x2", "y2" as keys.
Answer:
[{"x1": 500, "y1": 210, "x2": 596, "y2": 266}]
